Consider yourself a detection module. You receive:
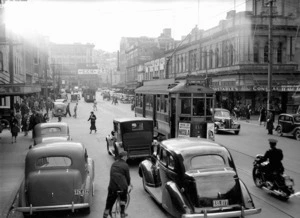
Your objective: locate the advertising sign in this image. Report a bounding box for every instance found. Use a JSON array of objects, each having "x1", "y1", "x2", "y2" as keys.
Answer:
[{"x1": 178, "y1": 122, "x2": 191, "y2": 138}]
